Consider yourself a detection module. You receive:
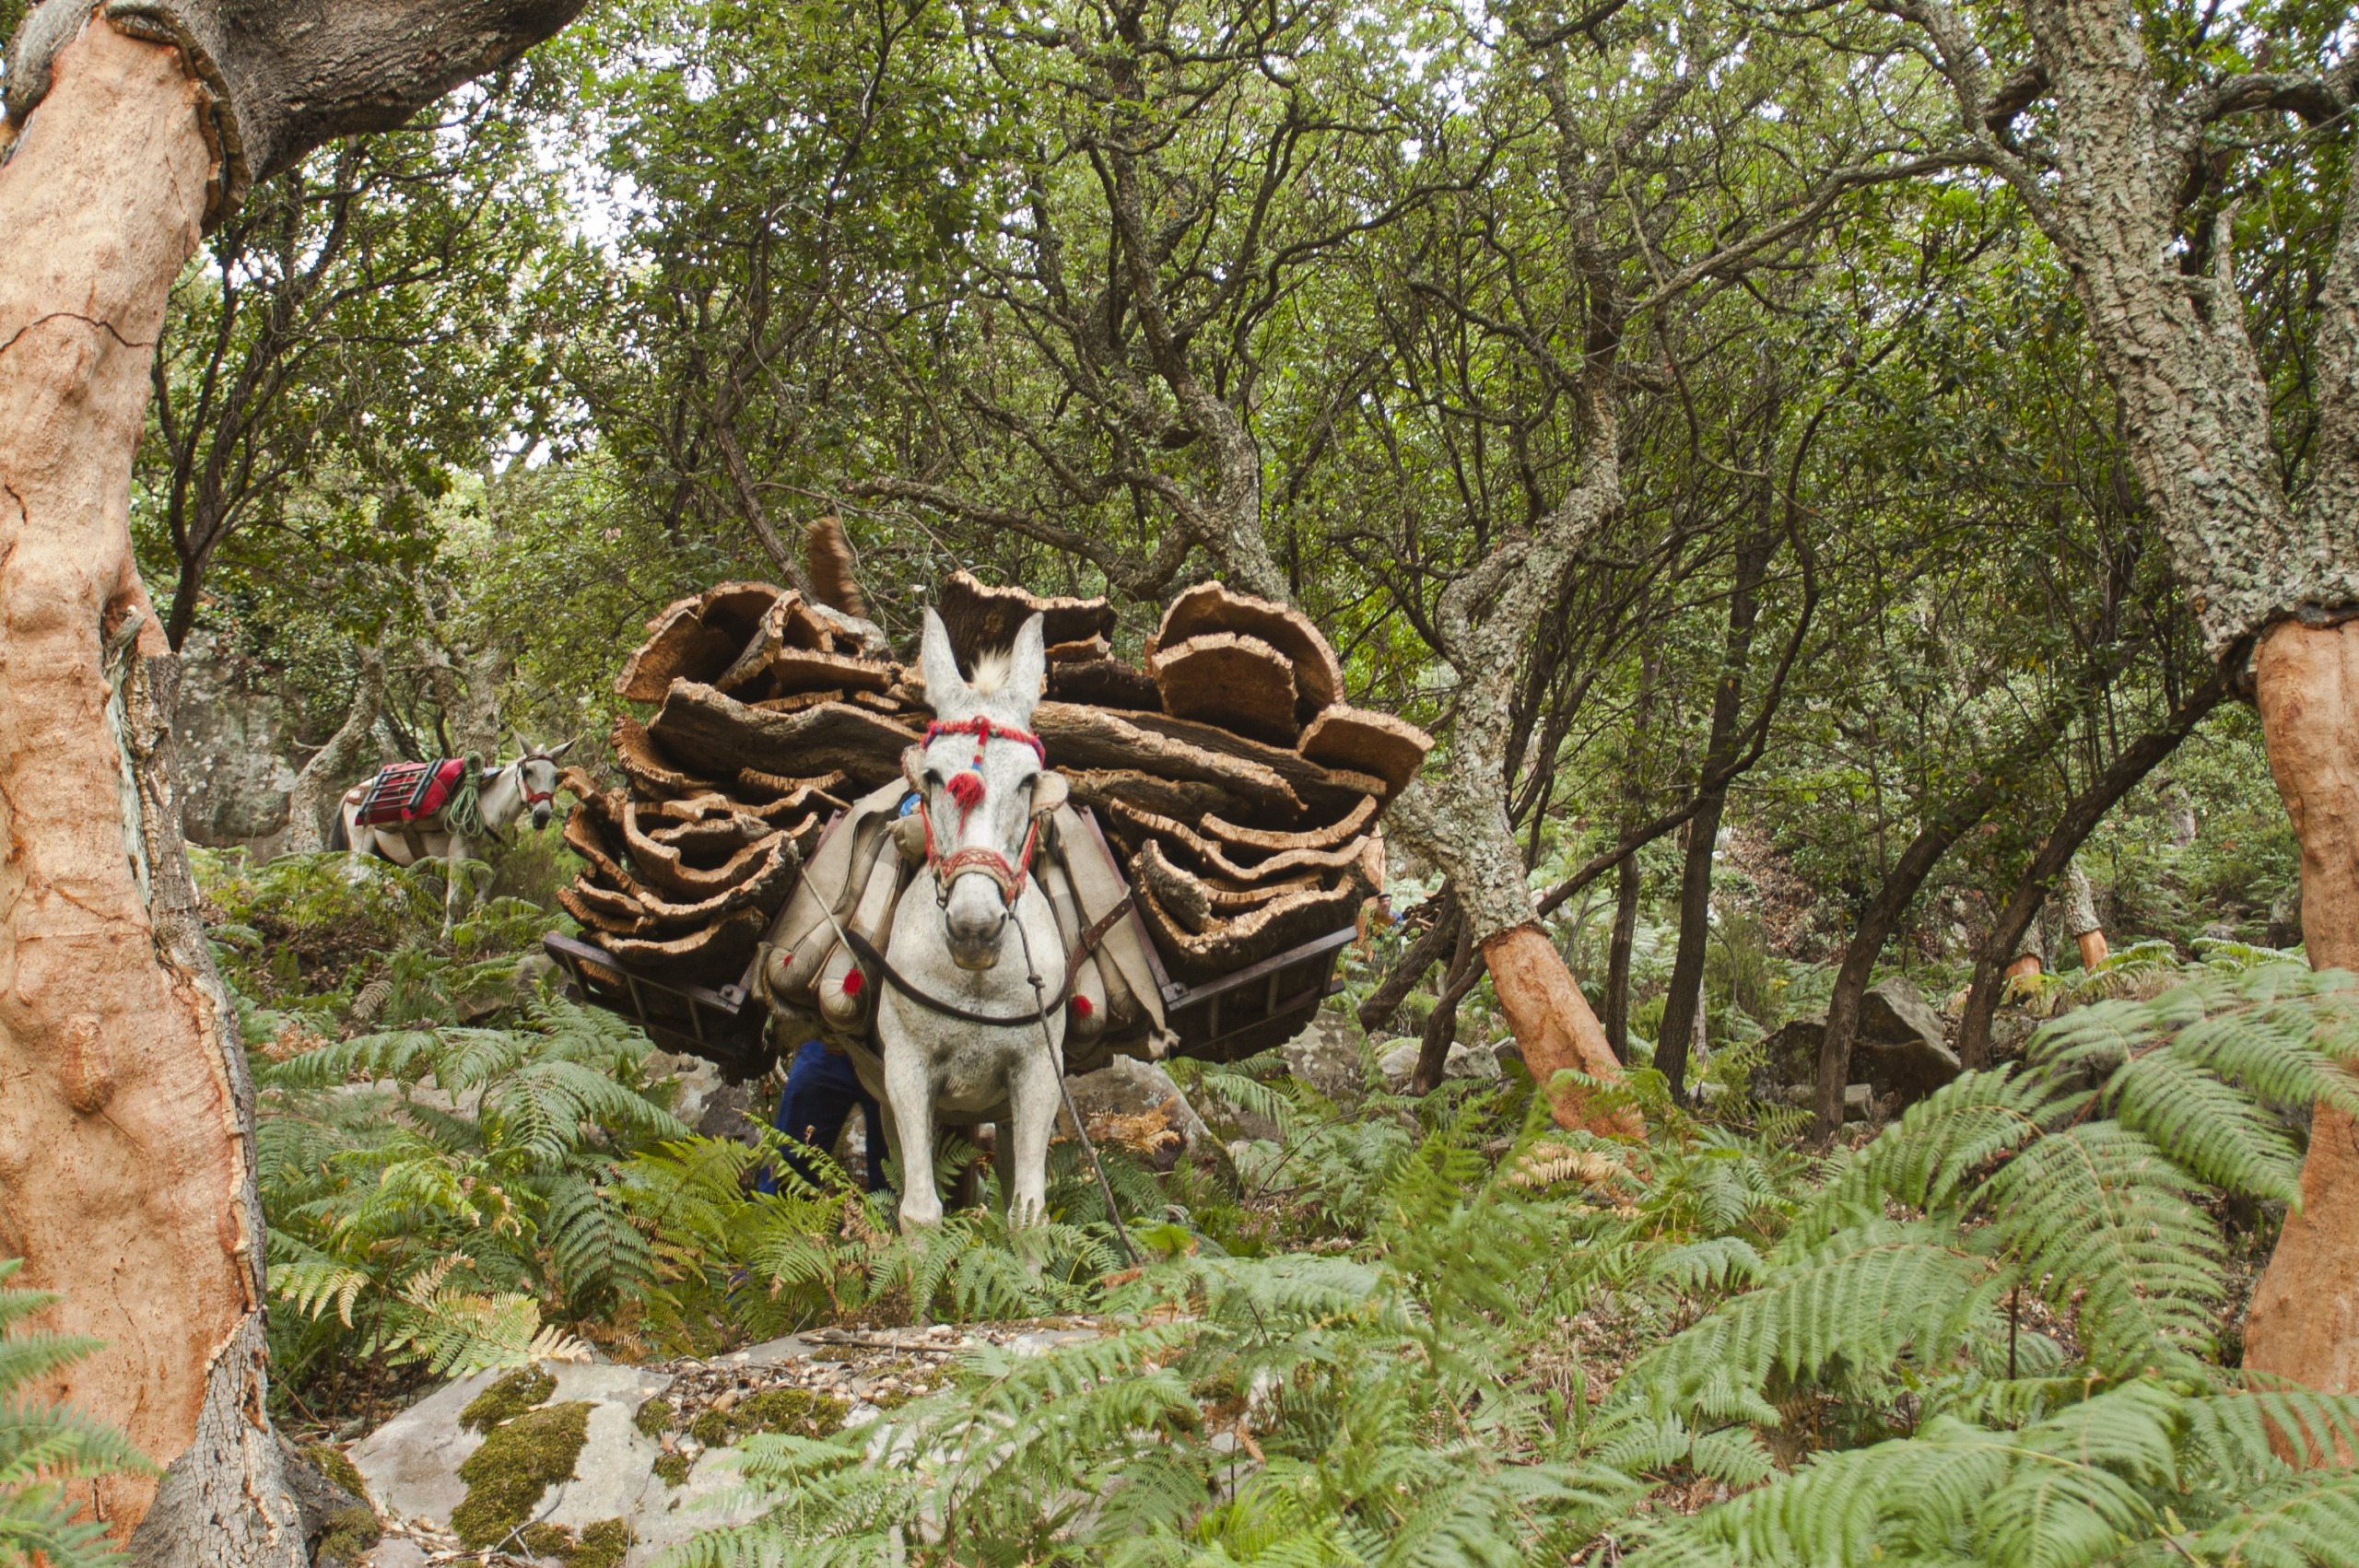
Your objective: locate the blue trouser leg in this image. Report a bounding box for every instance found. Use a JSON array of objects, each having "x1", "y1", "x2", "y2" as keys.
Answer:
[{"x1": 758, "y1": 1041, "x2": 892, "y2": 1195}]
